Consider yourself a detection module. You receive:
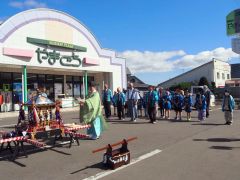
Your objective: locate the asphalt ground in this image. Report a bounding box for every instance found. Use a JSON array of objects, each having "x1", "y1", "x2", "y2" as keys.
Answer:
[{"x1": 0, "y1": 108, "x2": 240, "y2": 180}]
